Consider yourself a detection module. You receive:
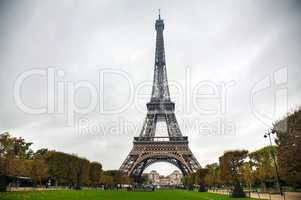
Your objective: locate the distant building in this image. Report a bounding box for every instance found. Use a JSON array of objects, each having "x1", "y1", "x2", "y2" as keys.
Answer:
[
  {"x1": 146, "y1": 170, "x2": 160, "y2": 185},
  {"x1": 167, "y1": 170, "x2": 182, "y2": 185},
  {"x1": 144, "y1": 170, "x2": 183, "y2": 186}
]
